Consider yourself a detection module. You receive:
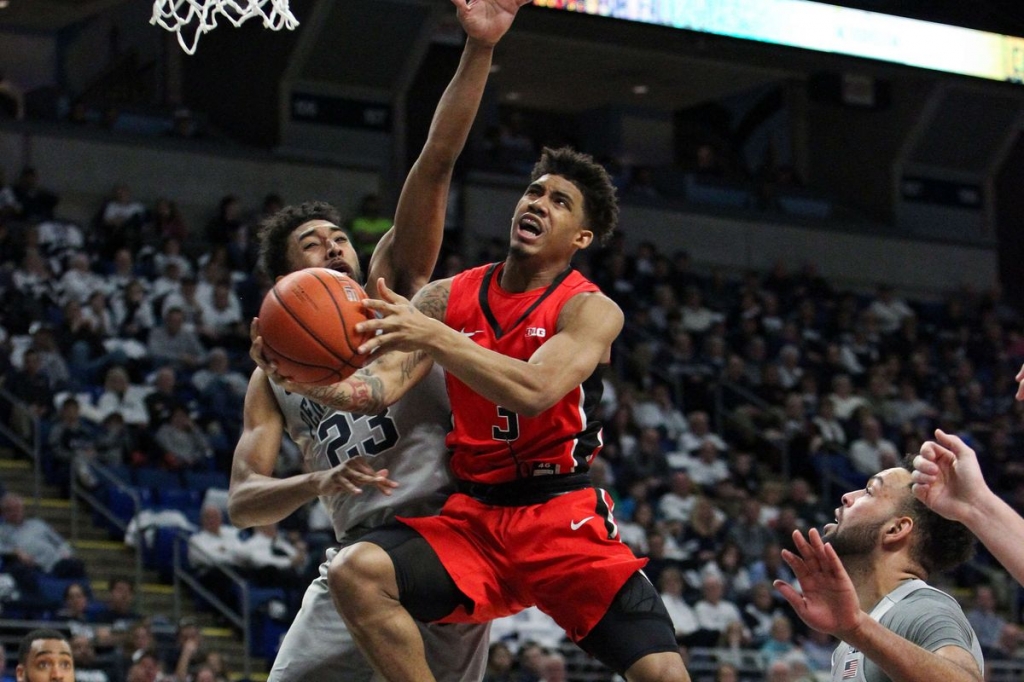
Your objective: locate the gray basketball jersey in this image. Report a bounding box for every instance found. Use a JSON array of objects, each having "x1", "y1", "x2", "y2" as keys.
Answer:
[
  {"x1": 270, "y1": 364, "x2": 453, "y2": 542},
  {"x1": 831, "y1": 579, "x2": 984, "y2": 682}
]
